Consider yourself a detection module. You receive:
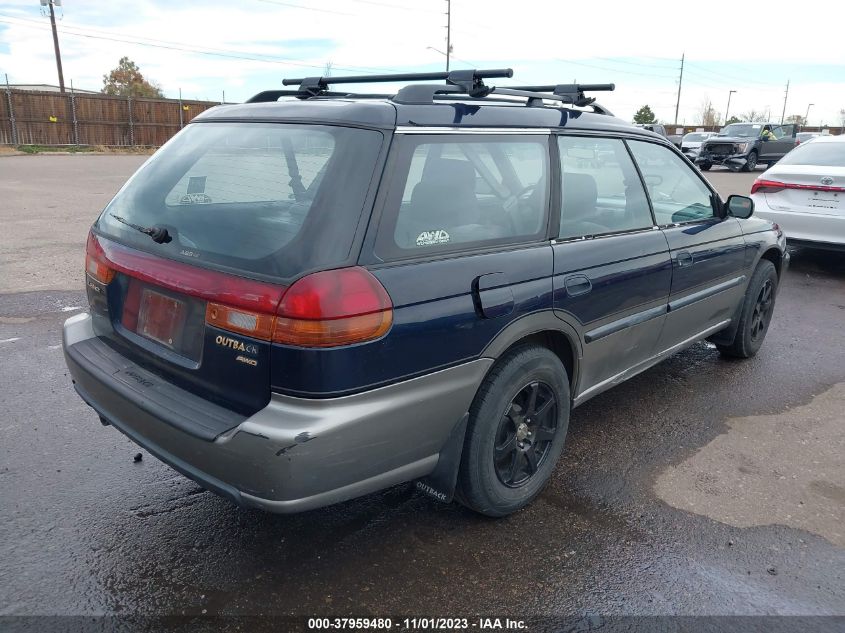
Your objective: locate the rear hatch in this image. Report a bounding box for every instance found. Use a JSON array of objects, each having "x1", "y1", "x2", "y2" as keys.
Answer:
[{"x1": 87, "y1": 121, "x2": 385, "y2": 414}]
